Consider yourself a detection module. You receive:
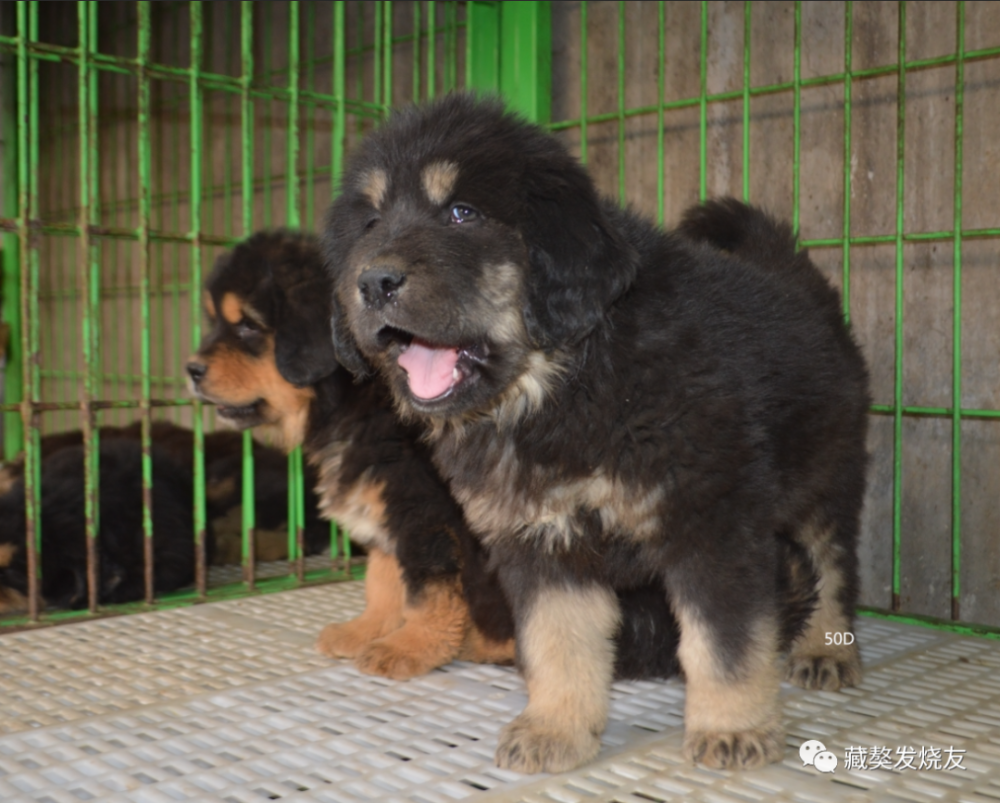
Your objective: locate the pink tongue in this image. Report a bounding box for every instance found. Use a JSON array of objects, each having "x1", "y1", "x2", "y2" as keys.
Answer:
[{"x1": 397, "y1": 340, "x2": 460, "y2": 400}]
